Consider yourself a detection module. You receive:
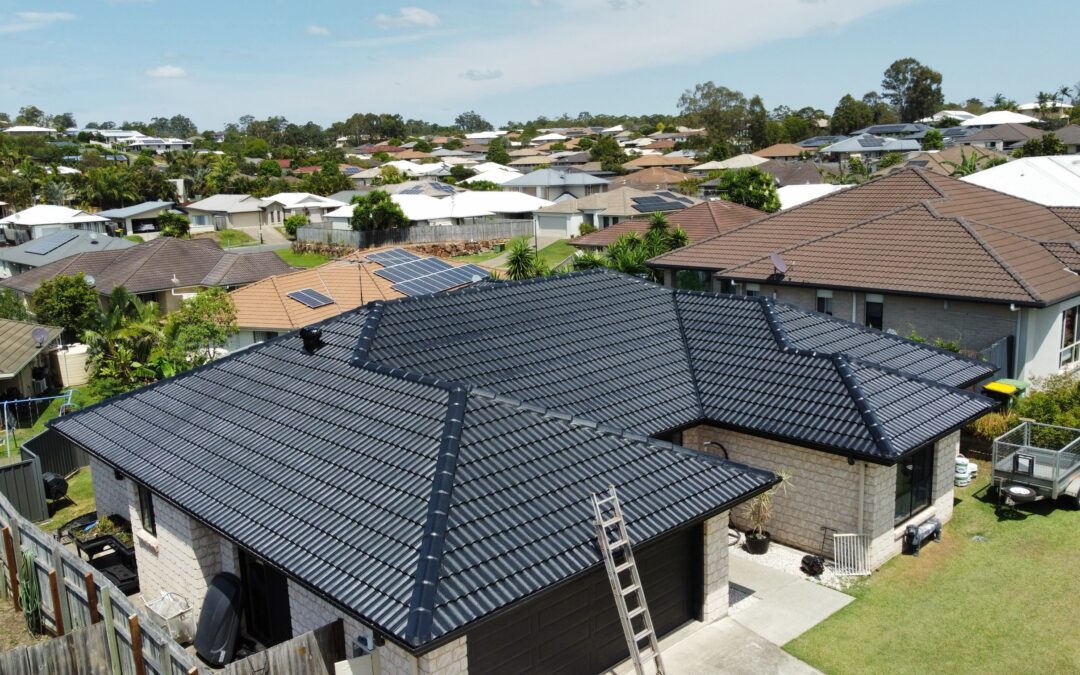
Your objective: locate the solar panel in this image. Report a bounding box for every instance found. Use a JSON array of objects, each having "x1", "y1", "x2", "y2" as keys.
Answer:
[
  {"x1": 858, "y1": 137, "x2": 885, "y2": 148},
  {"x1": 391, "y1": 264, "x2": 489, "y2": 297},
  {"x1": 287, "y1": 288, "x2": 334, "y2": 308},
  {"x1": 432, "y1": 182, "x2": 456, "y2": 194},
  {"x1": 656, "y1": 191, "x2": 678, "y2": 199},
  {"x1": 631, "y1": 196, "x2": 665, "y2": 205},
  {"x1": 374, "y1": 257, "x2": 453, "y2": 283},
  {"x1": 24, "y1": 231, "x2": 79, "y2": 255},
  {"x1": 367, "y1": 248, "x2": 421, "y2": 266},
  {"x1": 399, "y1": 185, "x2": 425, "y2": 194},
  {"x1": 633, "y1": 201, "x2": 684, "y2": 213}
]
